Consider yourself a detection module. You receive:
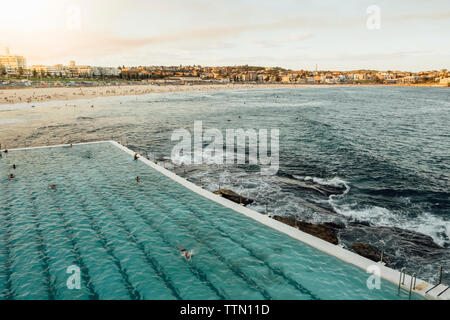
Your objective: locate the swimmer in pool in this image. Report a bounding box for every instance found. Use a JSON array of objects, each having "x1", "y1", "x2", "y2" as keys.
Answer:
[{"x1": 180, "y1": 248, "x2": 194, "y2": 260}]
